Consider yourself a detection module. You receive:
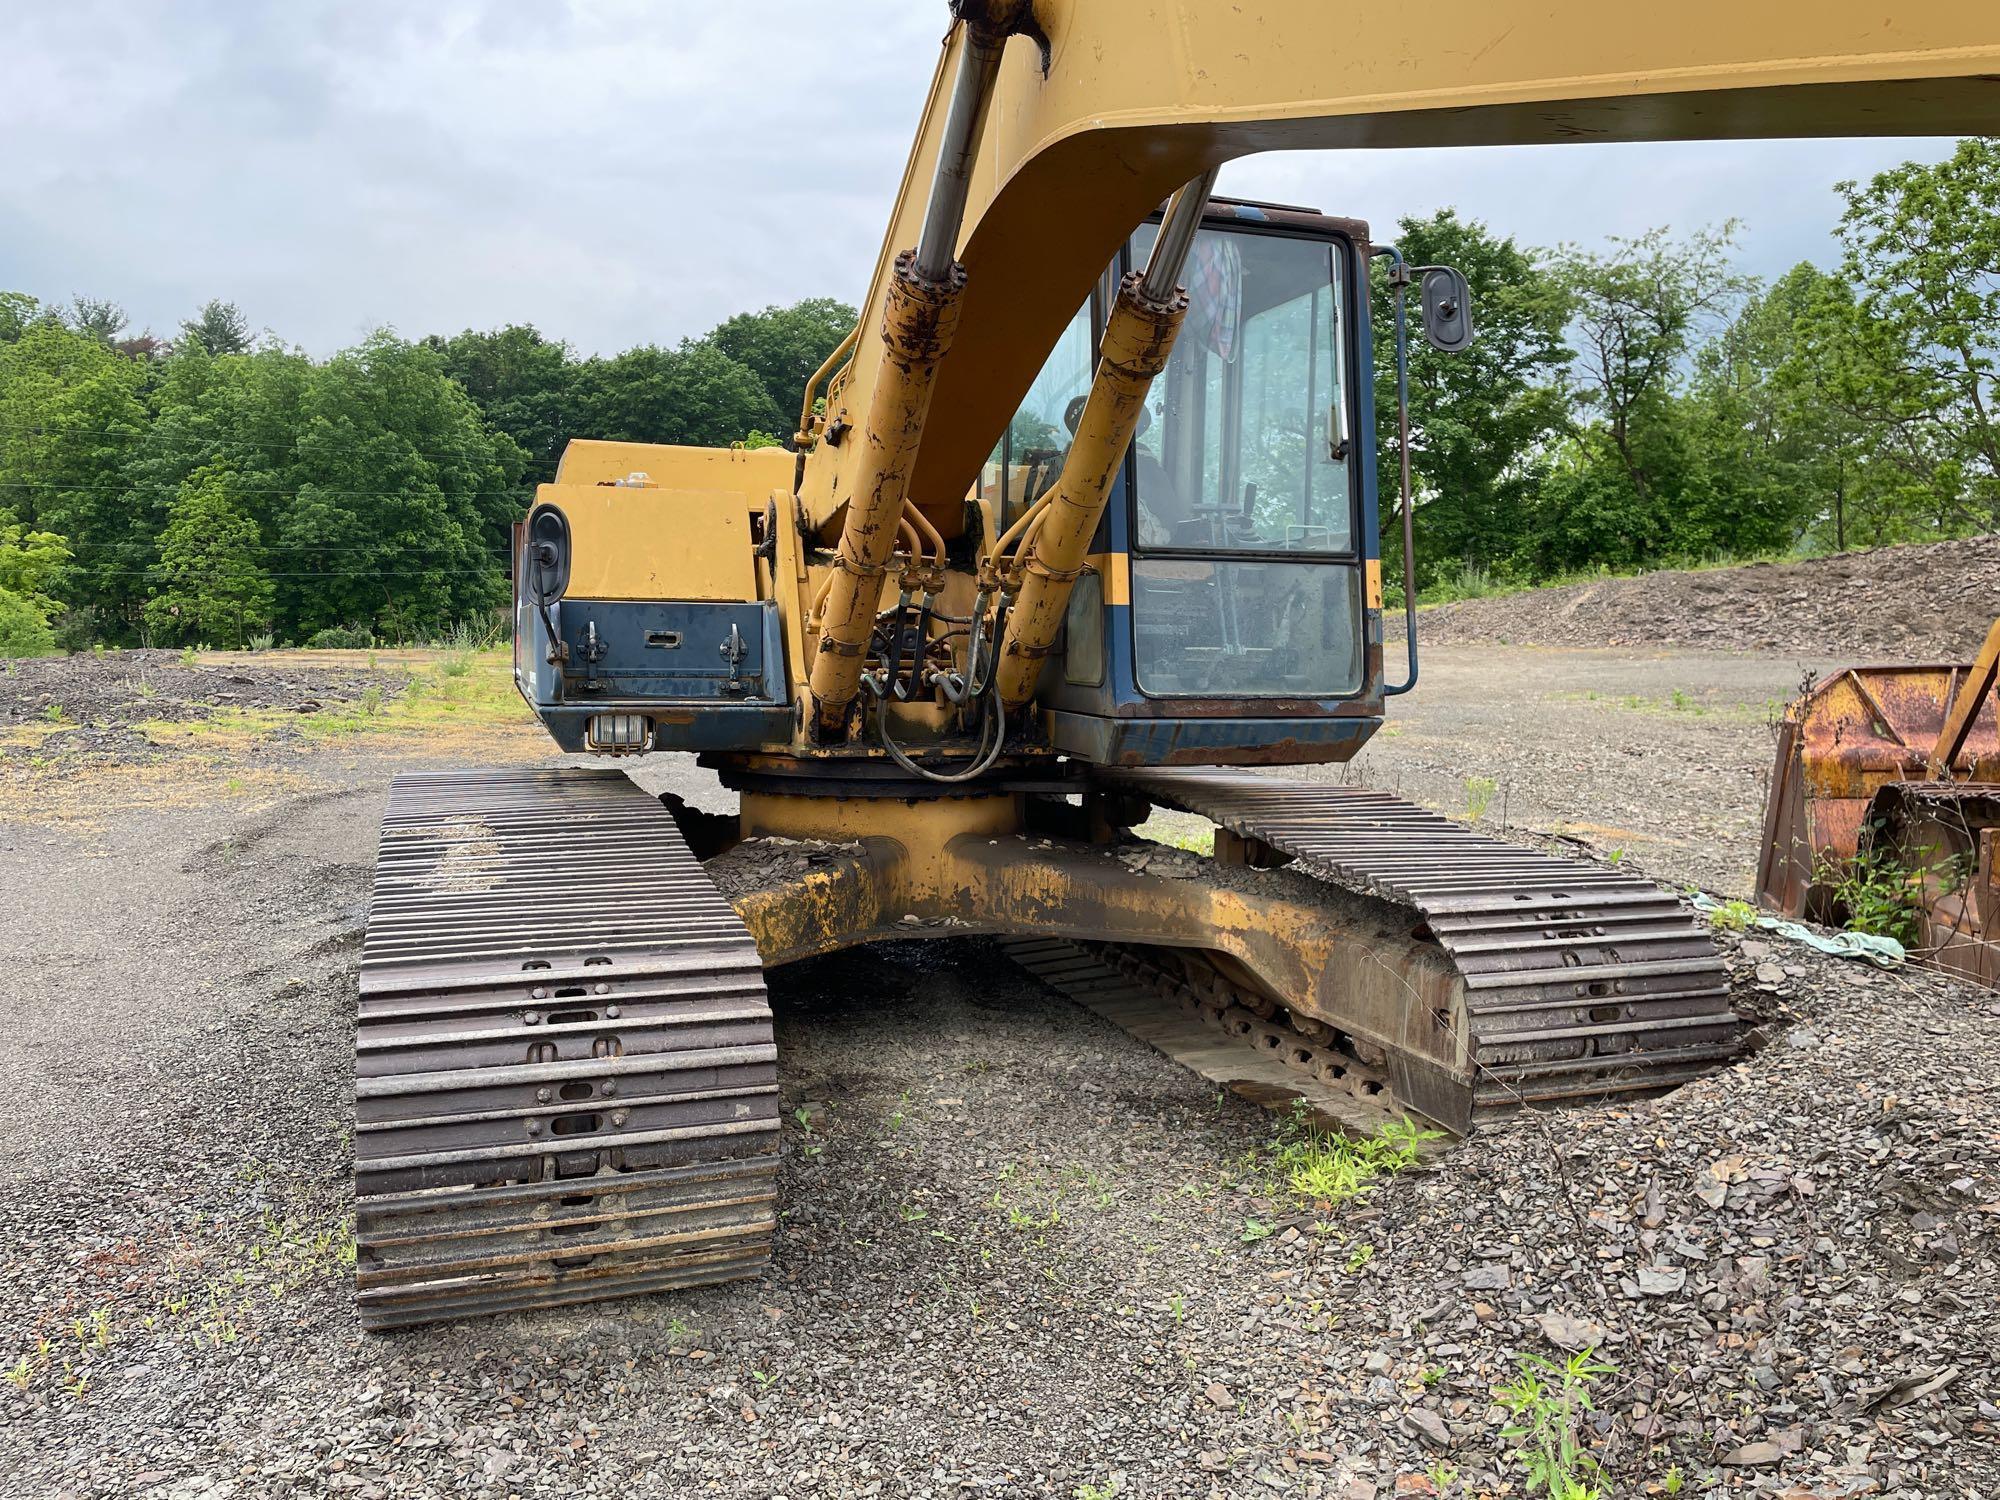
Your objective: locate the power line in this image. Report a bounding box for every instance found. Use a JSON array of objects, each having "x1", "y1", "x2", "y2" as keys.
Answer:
[
  {"x1": 0, "y1": 480, "x2": 532, "y2": 499},
  {"x1": 0, "y1": 420, "x2": 536, "y2": 469}
]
